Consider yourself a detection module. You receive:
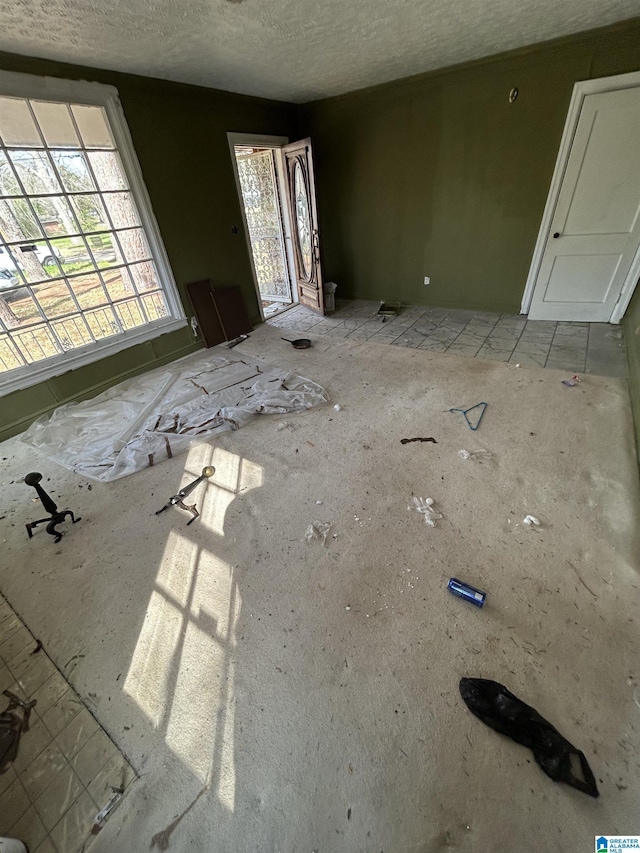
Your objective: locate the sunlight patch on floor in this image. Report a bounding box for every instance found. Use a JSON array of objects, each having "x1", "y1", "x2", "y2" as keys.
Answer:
[
  {"x1": 184, "y1": 445, "x2": 264, "y2": 536},
  {"x1": 155, "y1": 528, "x2": 199, "y2": 608},
  {"x1": 124, "y1": 584, "x2": 185, "y2": 727},
  {"x1": 124, "y1": 444, "x2": 259, "y2": 799}
]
